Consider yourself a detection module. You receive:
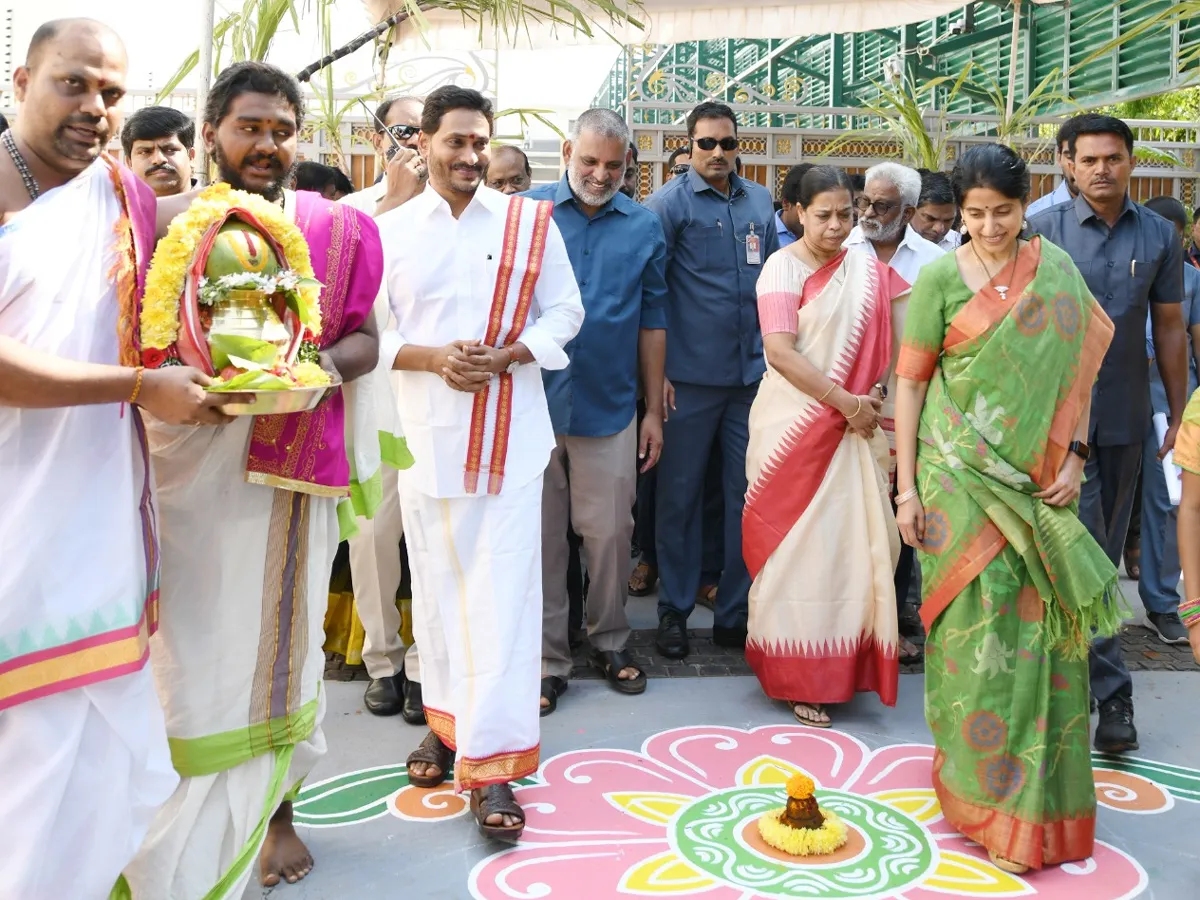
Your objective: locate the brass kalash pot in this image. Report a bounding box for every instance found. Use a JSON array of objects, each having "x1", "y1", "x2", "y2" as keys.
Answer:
[{"x1": 205, "y1": 220, "x2": 292, "y2": 349}]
